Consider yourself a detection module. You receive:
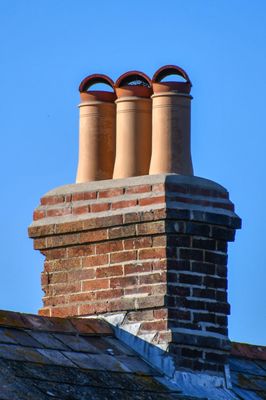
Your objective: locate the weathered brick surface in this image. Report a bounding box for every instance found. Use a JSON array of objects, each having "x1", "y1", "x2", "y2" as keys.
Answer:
[{"x1": 30, "y1": 175, "x2": 241, "y2": 374}]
